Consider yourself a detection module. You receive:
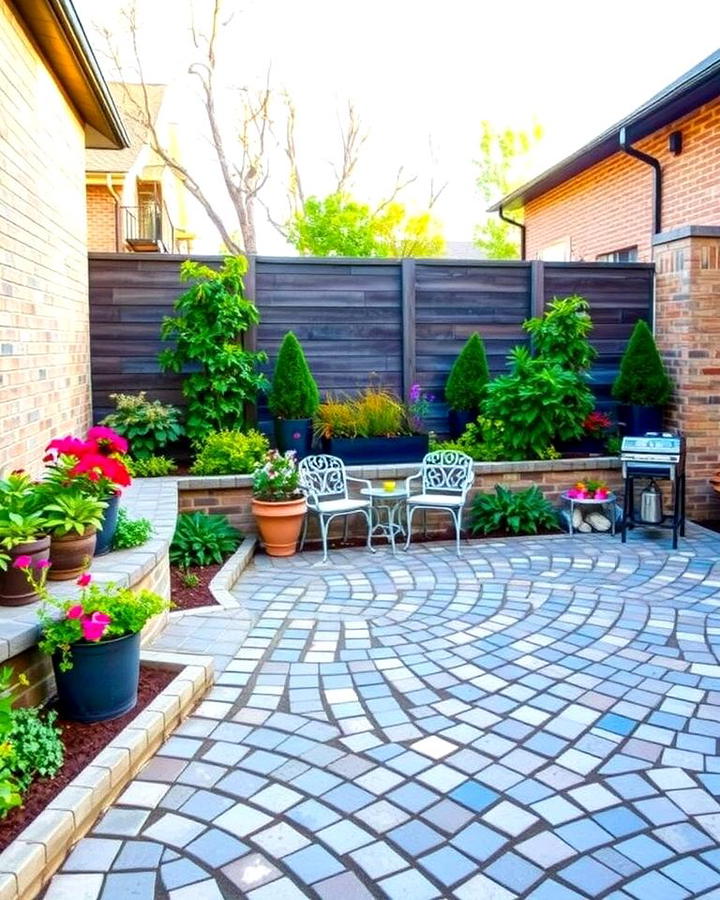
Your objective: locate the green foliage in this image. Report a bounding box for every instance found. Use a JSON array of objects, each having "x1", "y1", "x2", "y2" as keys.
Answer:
[
  {"x1": 112, "y1": 508, "x2": 154, "y2": 551},
  {"x1": 126, "y1": 456, "x2": 177, "y2": 478},
  {"x1": 313, "y1": 386, "x2": 413, "y2": 439},
  {"x1": 190, "y1": 430, "x2": 269, "y2": 476},
  {"x1": 0, "y1": 472, "x2": 47, "y2": 548},
  {"x1": 170, "y1": 512, "x2": 242, "y2": 568},
  {"x1": 252, "y1": 450, "x2": 301, "y2": 502},
  {"x1": 481, "y1": 348, "x2": 594, "y2": 460},
  {"x1": 9, "y1": 708, "x2": 63, "y2": 792},
  {"x1": 612, "y1": 319, "x2": 672, "y2": 406},
  {"x1": 100, "y1": 393, "x2": 184, "y2": 459},
  {"x1": 287, "y1": 193, "x2": 445, "y2": 258},
  {"x1": 474, "y1": 120, "x2": 543, "y2": 259},
  {"x1": 469, "y1": 484, "x2": 558, "y2": 536},
  {"x1": 267, "y1": 332, "x2": 320, "y2": 419},
  {"x1": 606, "y1": 434, "x2": 622, "y2": 456},
  {"x1": 42, "y1": 493, "x2": 107, "y2": 537},
  {"x1": 445, "y1": 333, "x2": 490, "y2": 412},
  {"x1": 0, "y1": 667, "x2": 23, "y2": 818},
  {"x1": 524, "y1": 295, "x2": 596, "y2": 371},
  {"x1": 158, "y1": 257, "x2": 269, "y2": 443},
  {"x1": 179, "y1": 570, "x2": 200, "y2": 588}
]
